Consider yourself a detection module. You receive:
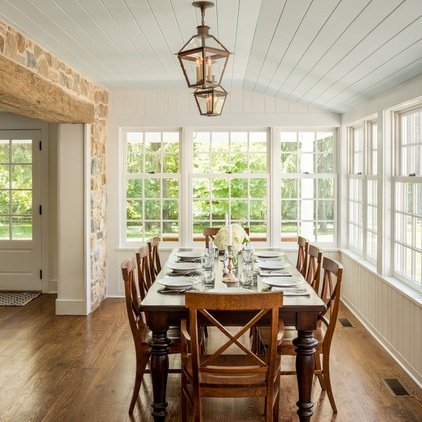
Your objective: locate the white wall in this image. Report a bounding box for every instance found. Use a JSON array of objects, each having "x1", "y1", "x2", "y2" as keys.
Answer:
[
  {"x1": 55, "y1": 124, "x2": 88, "y2": 315},
  {"x1": 106, "y1": 88, "x2": 341, "y2": 297}
]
